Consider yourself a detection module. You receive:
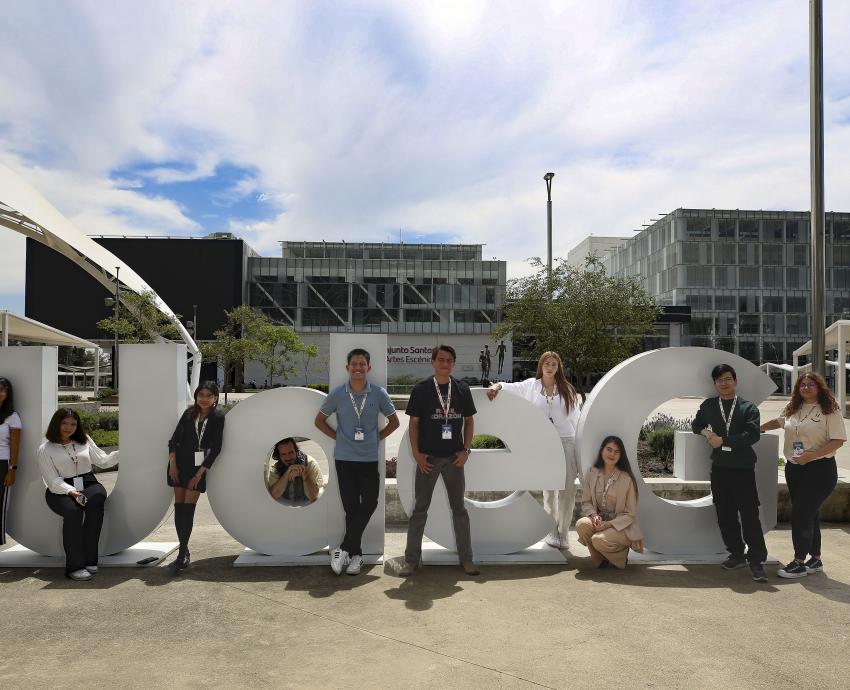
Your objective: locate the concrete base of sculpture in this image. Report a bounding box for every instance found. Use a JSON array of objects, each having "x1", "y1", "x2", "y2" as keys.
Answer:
[
  {"x1": 420, "y1": 541, "x2": 569, "y2": 565},
  {"x1": 234, "y1": 548, "x2": 383, "y2": 567},
  {"x1": 0, "y1": 542, "x2": 179, "y2": 568}
]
